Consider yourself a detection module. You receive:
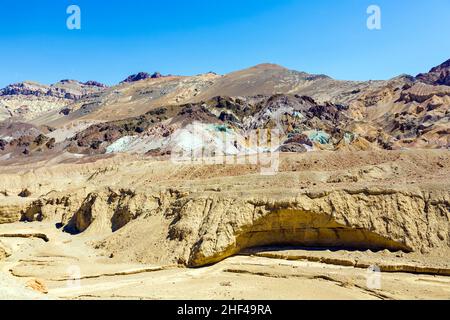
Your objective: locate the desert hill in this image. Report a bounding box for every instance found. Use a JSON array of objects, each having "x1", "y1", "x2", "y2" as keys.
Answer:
[
  {"x1": 0, "y1": 60, "x2": 448, "y2": 164},
  {"x1": 0, "y1": 59, "x2": 449, "y2": 299}
]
